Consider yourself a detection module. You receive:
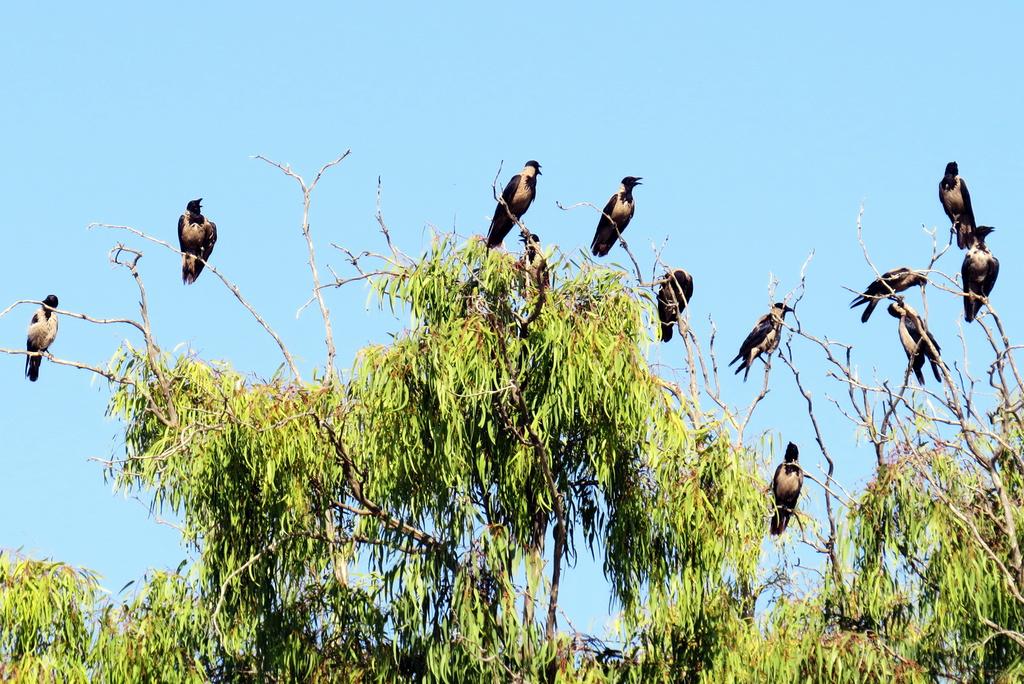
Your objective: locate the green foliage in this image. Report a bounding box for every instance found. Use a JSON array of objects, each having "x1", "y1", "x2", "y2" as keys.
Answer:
[{"x1": 3, "y1": 238, "x2": 1023, "y2": 681}]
